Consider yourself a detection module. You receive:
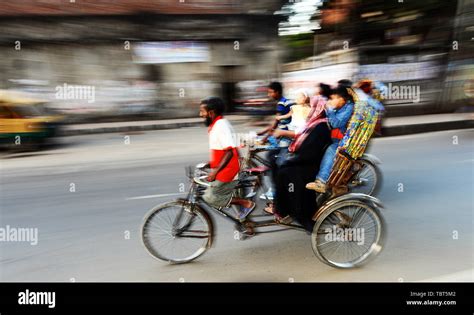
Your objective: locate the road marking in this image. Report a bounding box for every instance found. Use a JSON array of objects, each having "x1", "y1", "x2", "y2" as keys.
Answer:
[{"x1": 126, "y1": 192, "x2": 185, "y2": 200}]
